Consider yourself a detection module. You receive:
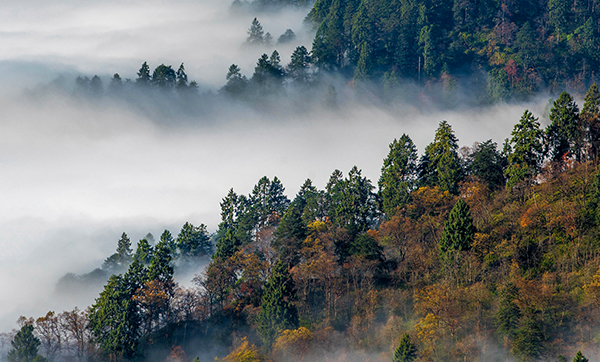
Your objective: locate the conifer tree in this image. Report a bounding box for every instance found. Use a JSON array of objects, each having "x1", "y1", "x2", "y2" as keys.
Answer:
[
  {"x1": 392, "y1": 333, "x2": 417, "y2": 362},
  {"x1": 379, "y1": 134, "x2": 418, "y2": 217},
  {"x1": 582, "y1": 84, "x2": 600, "y2": 161},
  {"x1": 256, "y1": 259, "x2": 299, "y2": 348},
  {"x1": 505, "y1": 110, "x2": 544, "y2": 188},
  {"x1": 439, "y1": 199, "x2": 475, "y2": 254},
  {"x1": 247, "y1": 18, "x2": 265, "y2": 45},
  {"x1": 573, "y1": 351, "x2": 589, "y2": 362},
  {"x1": 136, "y1": 61, "x2": 151, "y2": 87},
  {"x1": 496, "y1": 282, "x2": 522, "y2": 338},
  {"x1": 421, "y1": 121, "x2": 463, "y2": 194},
  {"x1": 7, "y1": 324, "x2": 45, "y2": 362},
  {"x1": 547, "y1": 91, "x2": 581, "y2": 162}
]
